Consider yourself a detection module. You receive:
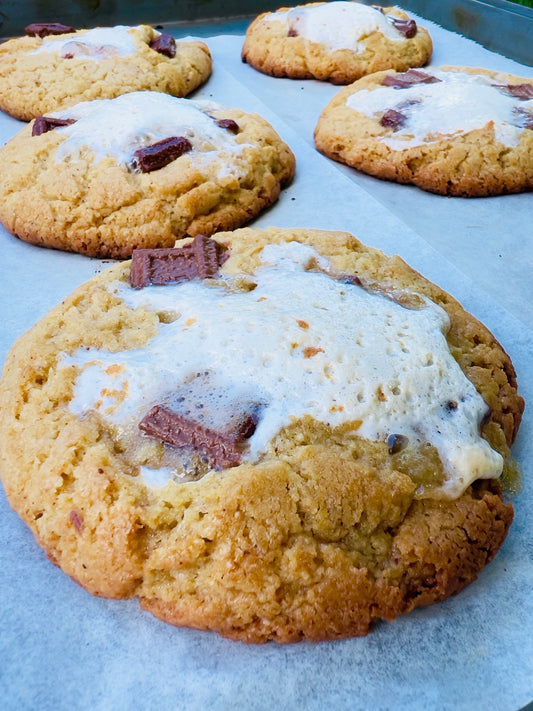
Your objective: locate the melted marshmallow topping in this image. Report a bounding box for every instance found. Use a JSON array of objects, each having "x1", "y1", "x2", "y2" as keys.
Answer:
[
  {"x1": 347, "y1": 69, "x2": 533, "y2": 148},
  {"x1": 51, "y1": 91, "x2": 245, "y2": 168},
  {"x1": 271, "y1": 2, "x2": 407, "y2": 51},
  {"x1": 31, "y1": 25, "x2": 138, "y2": 59},
  {"x1": 64, "y1": 242, "x2": 502, "y2": 498}
]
